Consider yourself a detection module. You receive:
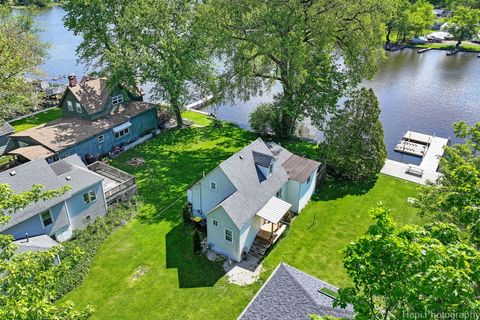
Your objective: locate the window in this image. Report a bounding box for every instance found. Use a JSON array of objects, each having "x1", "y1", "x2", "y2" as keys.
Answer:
[
  {"x1": 83, "y1": 190, "x2": 97, "y2": 204},
  {"x1": 84, "y1": 215, "x2": 92, "y2": 222},
  {"x1": 212, "y1": 219, "x2": 219, "y2": 228},
  {"x1": 307, "y1": 175, "x2": 312, "y2": 184},
  {"x1": 40, "y1": 211, "x2": 53, "y2": 228},
  {"x1": 76, "y1": 102, "x2": 82, "y2": 113},
  {"x1": 97, "y1": 134, "x2": 105, "y2": 143},
  {"x1": 210, "y1": 181, "x2": 217, "y2": 190},
  {"x1": 225, "y1": 228, "x2": 233, "y2": 243},
  {"x1": 114, "y1": 127, "x2": 130, "y2": 139},
  {"x1": 67, "y1": 101, "x2": 73, "y2": 111},
  {"x1": 112, "y1": 94, "x2": 124, "y2": 105}
]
